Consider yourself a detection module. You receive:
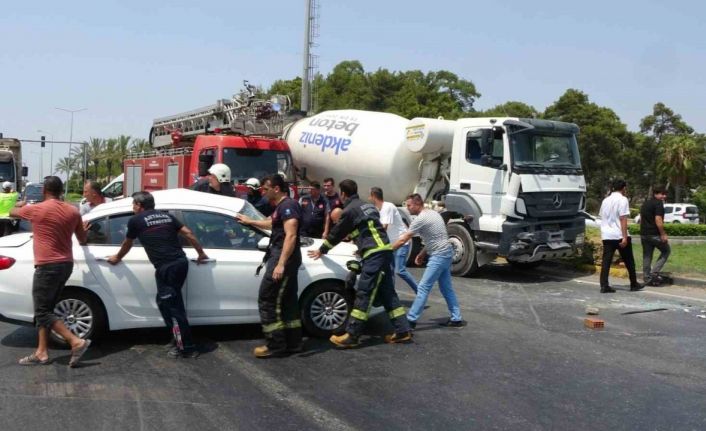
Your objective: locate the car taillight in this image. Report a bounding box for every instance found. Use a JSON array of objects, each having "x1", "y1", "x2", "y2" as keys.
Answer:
[{"x1": 0, "y1": 256, "x2": 15, "y2": 270}]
